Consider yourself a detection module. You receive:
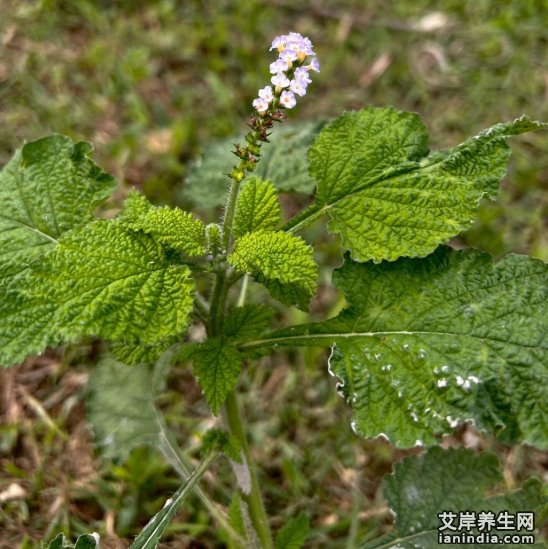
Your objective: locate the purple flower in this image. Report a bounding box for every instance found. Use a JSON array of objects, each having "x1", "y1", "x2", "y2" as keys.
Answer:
[
  {"x1": 271, "y1": 72, "x2": 290, "y2": 88},
  {"x1": 270, "y1": 35, "x2": 287, "y2": 51},
  {"x1": 294, "y1": 66, "x2": 312, "y2": 83},
  {"x1": 290, "y1": 78, "x2": 308, "y2": 97},
  {"x1": 269, "y1": 59, "x2": 287, "y2": 74},
  {"x1": 280, "y1": 49, "x2": 298, "y2": 64},
  {"x1": 258, "y1": 86, "x2": 274, "y2": 102},
  {"x1": 252, "y1": 97, "x2": 269, "y2": 113},
  {"x1": 279, "y1": 90, "x2": 297, "y2": 109},
  {"x1": 308, "y1": 58, "x2": 320, "y2": 72}
]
